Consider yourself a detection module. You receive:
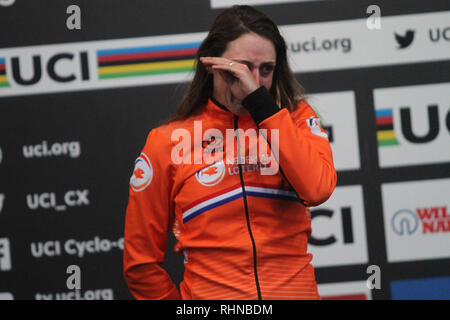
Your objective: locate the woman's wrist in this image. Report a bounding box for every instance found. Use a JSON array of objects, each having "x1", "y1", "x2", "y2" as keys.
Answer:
[{"x1": 242, "y1": 86, "x2": 280, "y2": 124}]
